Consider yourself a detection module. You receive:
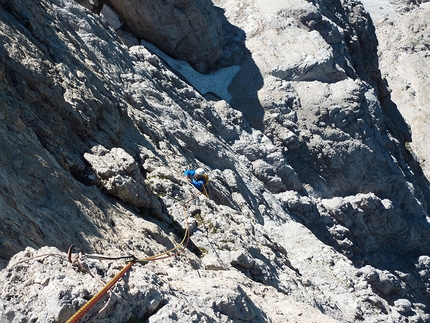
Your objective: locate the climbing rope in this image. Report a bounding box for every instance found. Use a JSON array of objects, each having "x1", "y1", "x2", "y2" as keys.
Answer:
[
  {"x1": 202, "y1": 184, "x2": 209, "y2": 198},
  {"x1": 65, "y1": 190, "x2": 204, "y2": 323},
  {"x1": 66, "y1": 260, "x2": 136, "y2": 323}
]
